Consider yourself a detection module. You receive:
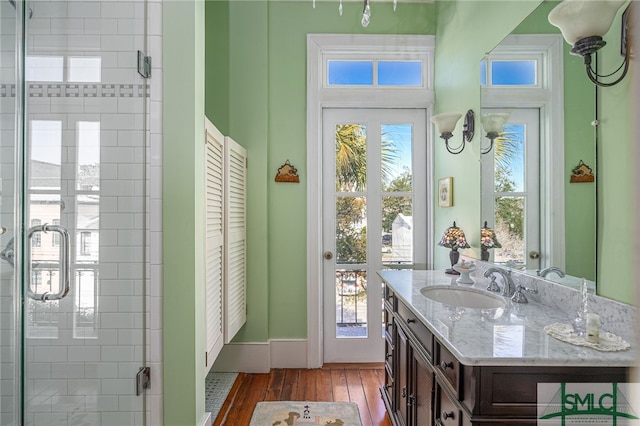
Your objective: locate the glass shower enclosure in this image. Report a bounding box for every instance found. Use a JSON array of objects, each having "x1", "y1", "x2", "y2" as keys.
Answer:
[{"x1": 1, "y1": 0, "x2": 148, "y2": 424}]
